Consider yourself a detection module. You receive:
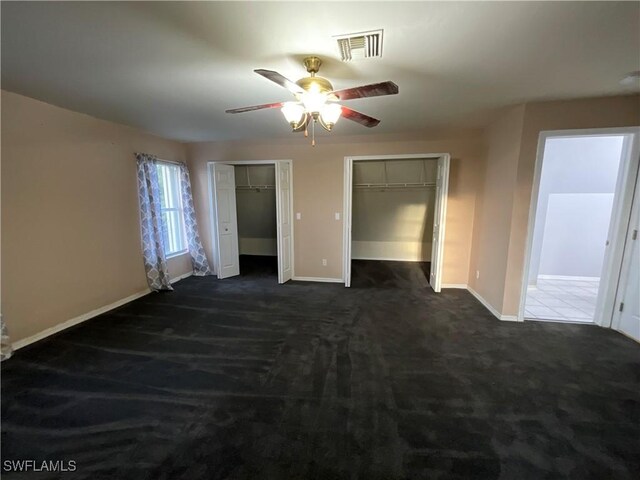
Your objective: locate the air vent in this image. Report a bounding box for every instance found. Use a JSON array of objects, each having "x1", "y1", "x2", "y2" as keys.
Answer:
[{"x1": 334, "y1": 29, "x2": 383, "y2": 61}]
